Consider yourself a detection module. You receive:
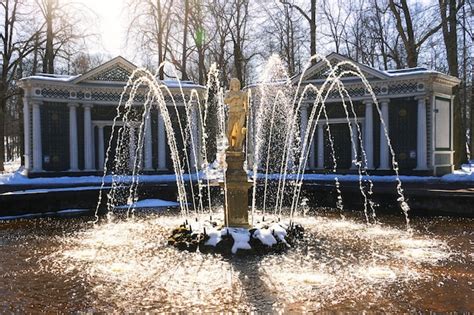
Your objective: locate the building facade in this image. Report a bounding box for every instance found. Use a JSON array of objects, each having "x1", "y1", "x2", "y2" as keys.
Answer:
[
  {"x1": 295, "y1": 53, "x2": 460, "y2": 176},
  {"x1": 19, "y1": 56, "x2": 205, "y2": 176},
  {"x1": 19, "y1": 54, "x2": 460, "y2": 177}
]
